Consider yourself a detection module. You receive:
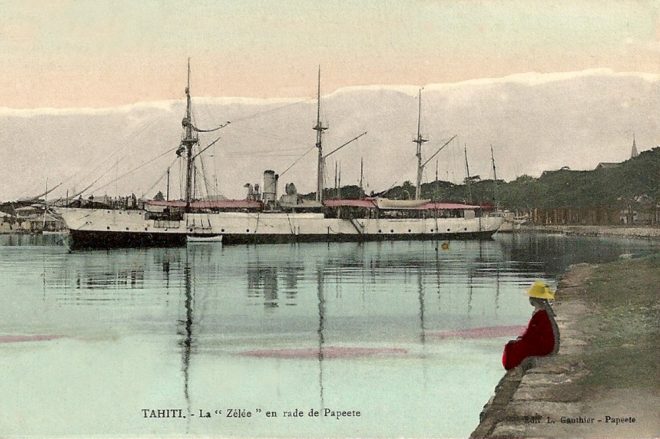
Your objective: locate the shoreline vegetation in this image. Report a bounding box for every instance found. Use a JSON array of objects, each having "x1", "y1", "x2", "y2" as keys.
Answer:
[{"x1": 471, "y1": 254, "x2": 660, "y2": 438}]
